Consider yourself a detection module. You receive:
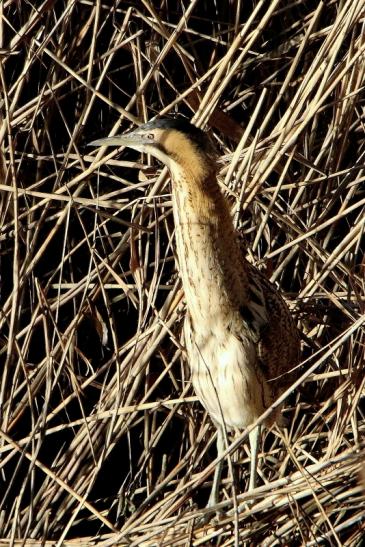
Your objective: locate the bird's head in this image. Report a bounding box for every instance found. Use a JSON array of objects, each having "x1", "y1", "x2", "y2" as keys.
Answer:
[{"x1": 89, "y1": 118, "x2": 216, "y2": 180}]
